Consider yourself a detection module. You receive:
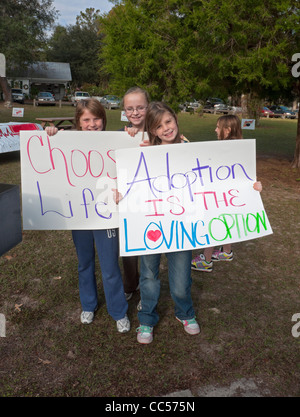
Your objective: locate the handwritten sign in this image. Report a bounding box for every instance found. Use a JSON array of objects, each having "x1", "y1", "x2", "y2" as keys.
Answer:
[
  {"x1": 115, "y1": 140, "x2": 272, "y2": 256},
  {"x1": 242, "y1": 119, "x2": 255, "y2": 130},
  {"x1": 20, "y1": 131, "x2": 142, "y2": 230},
  {"x1": 0, "y1": 122, "x2": 43, "y2": 153},
  {"x1": 12, "y1": 108, "x2": 24, "y2": 118}
]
